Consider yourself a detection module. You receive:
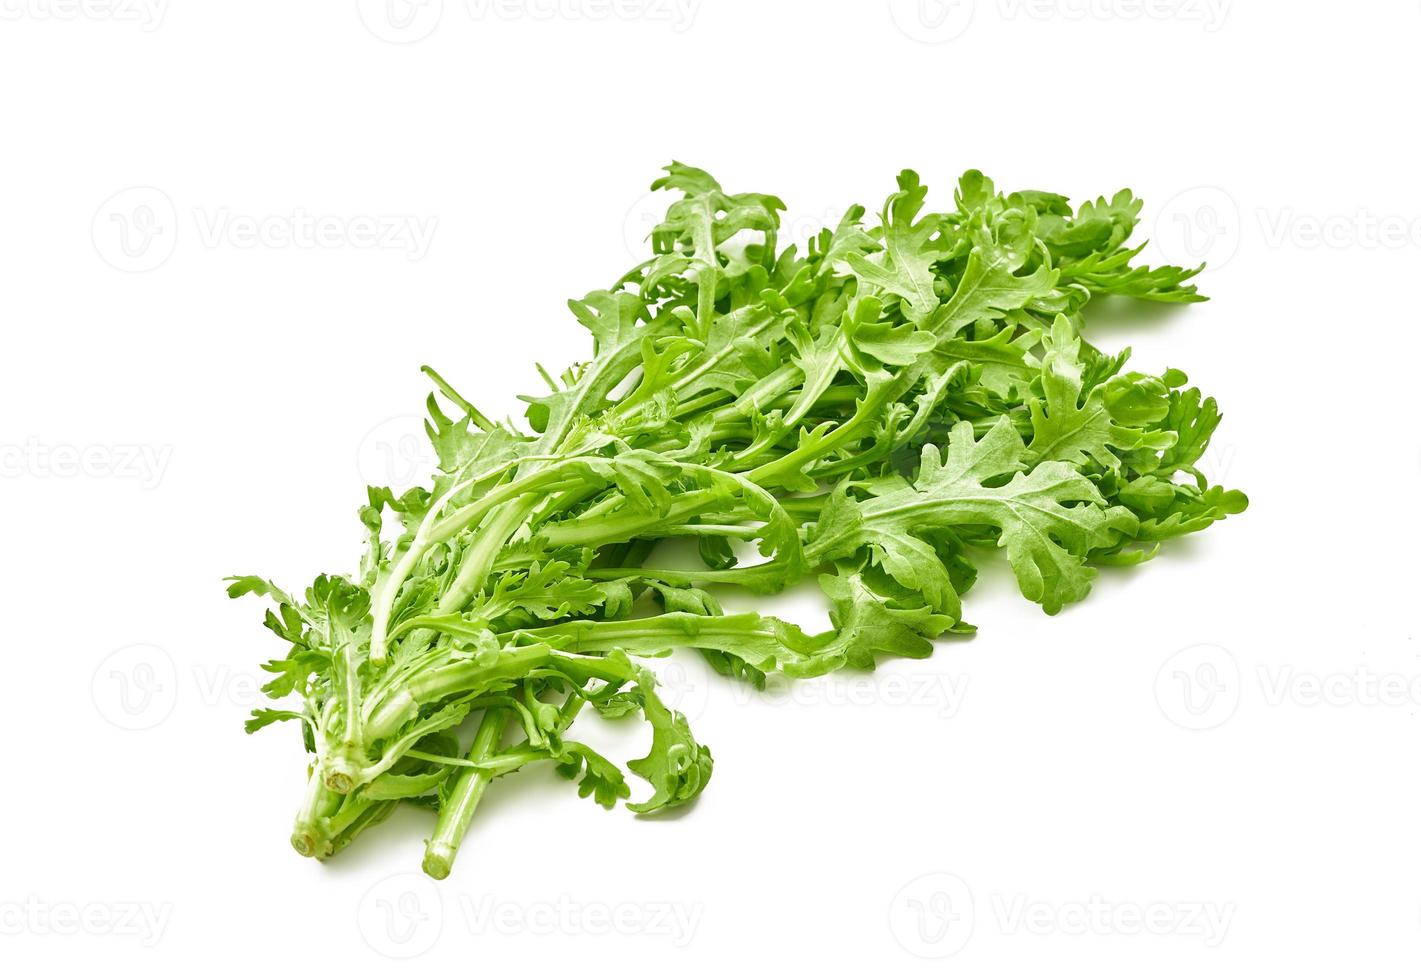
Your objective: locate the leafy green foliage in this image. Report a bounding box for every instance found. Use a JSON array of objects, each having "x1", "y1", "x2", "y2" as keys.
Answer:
[{"x1": 231, "y1": 163, "x2": 1245, "y2": 877}]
